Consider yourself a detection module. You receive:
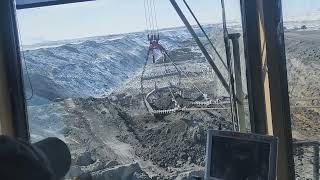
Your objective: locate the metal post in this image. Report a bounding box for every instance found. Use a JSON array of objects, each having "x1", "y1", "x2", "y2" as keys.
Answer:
[
  {"x1": 314, "y1": 145, "x2": 319, "y2": 180},
  {"x1": 169, "y1": 0, "x2": 230, "y2": 94},
  {"x1": 221, "y1": 0, "x2": 239, "y2": 131},
  {"x1": 0, "y1": 0, "x2": 30, "y2": 140},
  {"x1": 241, "y1": 0, "x2": 295, "y2": 179},
  {"x1": 229, "y1": 33, "x2": 246, "y2": 132},
  {"x1": 240, "y1": 0, "x2": 269, "y2": 134},
  {"x1": 0, "y1": 34, "x2": 14, "y2": 136},
  {"x1": 261, "y1": 0, "x2": 295, "y2": 179}
]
